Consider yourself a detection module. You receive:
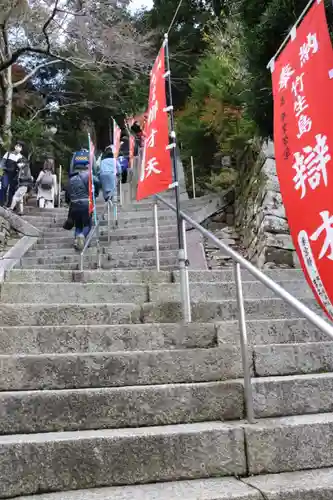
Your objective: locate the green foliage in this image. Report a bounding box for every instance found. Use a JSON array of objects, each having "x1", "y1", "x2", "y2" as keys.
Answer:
[
  {"x1": 11, "y1": 117, "x2": 51, "y2": 159},
  {"x1": 208, "y1": 168, "x2": 238, "y2": 192},
  {"x1": 176, "y1": 21, "x2": 256, "y2": 188}
]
